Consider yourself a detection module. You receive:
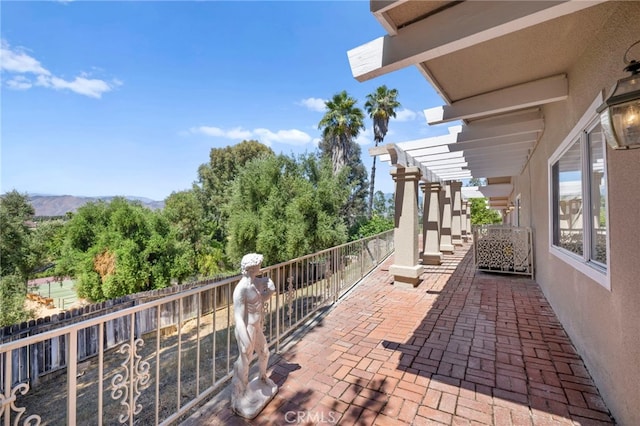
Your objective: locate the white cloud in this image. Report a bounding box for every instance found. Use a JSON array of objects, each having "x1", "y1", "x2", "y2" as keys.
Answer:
[
  {"x1": 1, "y1": 38, "x2": 120, "y2": 98},
  {"x1": 191, "y1": 126, "x2": 225, "y2": 137},
  {"x1": 298, "y1": 97, "x2": 326, "y2": 112},
  {"x1": 227, "y1": 127, "x2": 254, "y2": 139},
  {"x1": 6, "y1": 76, "x2": 32, "y2": 90},
  {"x1": 355, "y1": 128, "x2": 373, "y2": 146},
  {"x1": 190, "y1": 126, "x2": 253, "y2": 139},
  {"x1": 254, "y1": 128, "x2": 312, "y2": 146},
  {"x1": 190, "y1": 126, "x2": 313, "y2": 147},
  {"x1": 0, "y1": 40, "x2": 50, "y2": 75},
  {"x1": 36, "y1": 75, "x2": 121, "y2": 99},
  {"x1": 393, "y1": 108, "x2": 418, "y2": 122}
]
